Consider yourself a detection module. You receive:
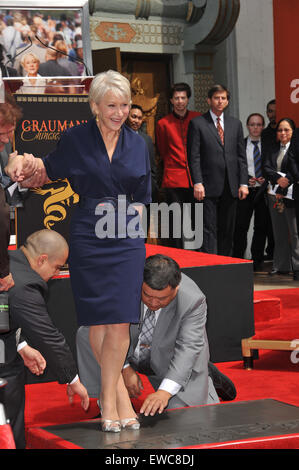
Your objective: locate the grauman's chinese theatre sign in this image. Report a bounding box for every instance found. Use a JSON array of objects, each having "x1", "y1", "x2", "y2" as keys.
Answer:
[
  {"x1": 14, "y1": 94, "x2": 93, "y2": 248},
  {"x1": 20, "y1": 118, "x2": 84, "y2": 142}
]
